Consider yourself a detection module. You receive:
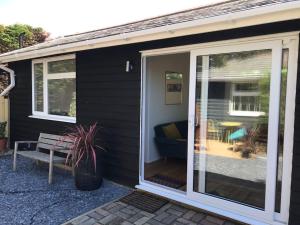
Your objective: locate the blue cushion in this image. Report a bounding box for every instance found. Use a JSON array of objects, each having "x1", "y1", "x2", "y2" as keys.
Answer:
[{"x1": 229, "y1": 128, "x2": 247, "y2": 140}]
